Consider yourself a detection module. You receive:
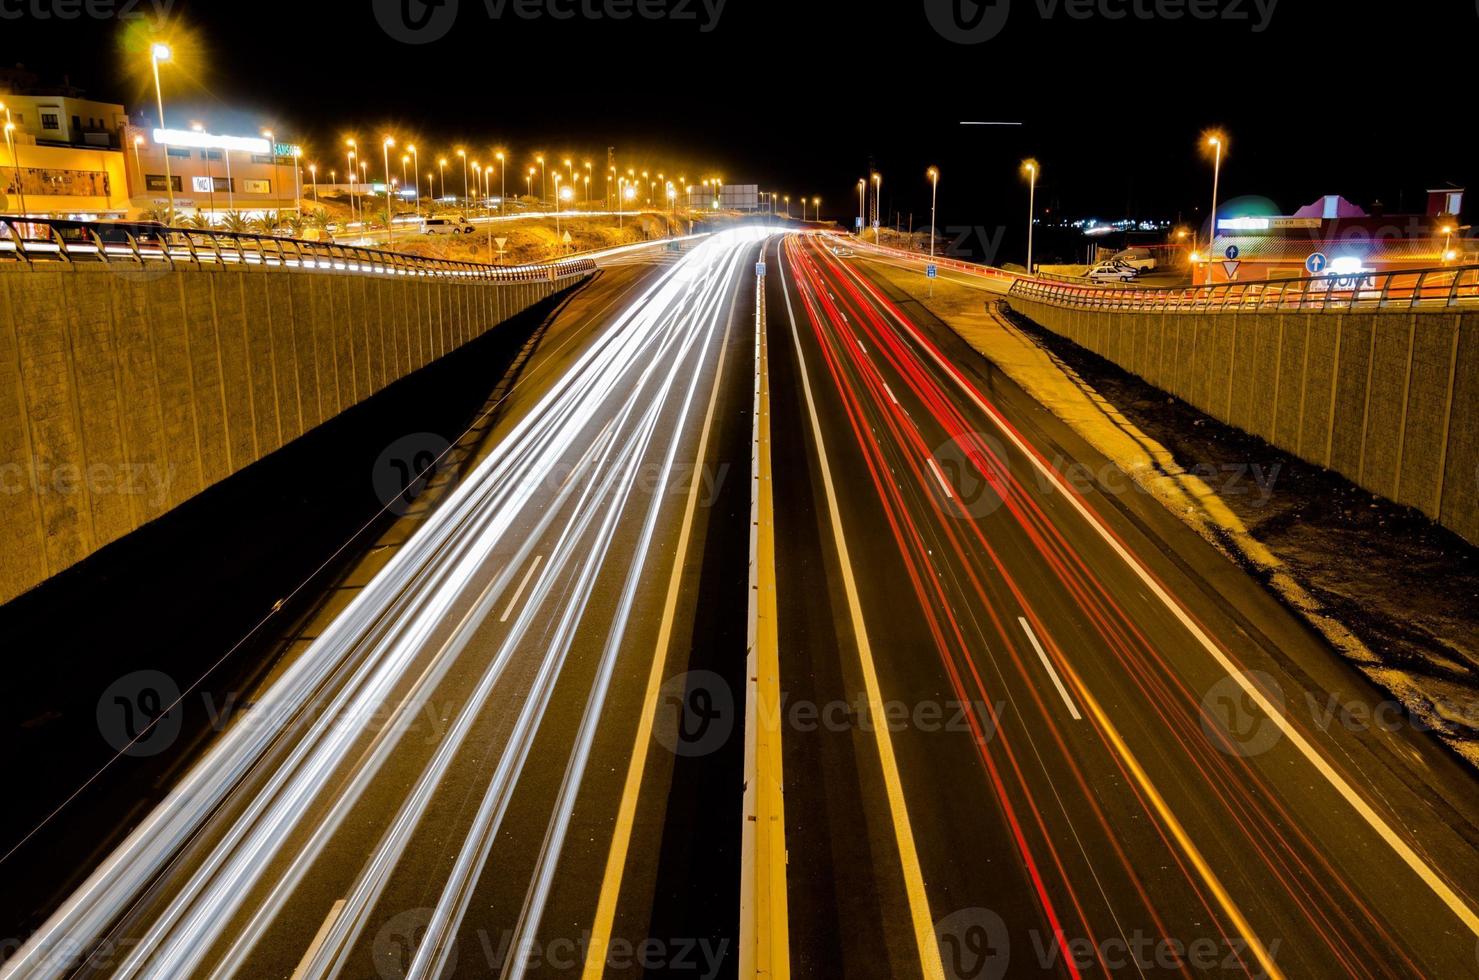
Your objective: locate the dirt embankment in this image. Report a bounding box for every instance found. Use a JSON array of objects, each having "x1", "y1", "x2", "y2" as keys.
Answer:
[{"x1": 389, "y1": 212, "x2": 688, "y2": 265}]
